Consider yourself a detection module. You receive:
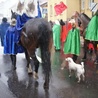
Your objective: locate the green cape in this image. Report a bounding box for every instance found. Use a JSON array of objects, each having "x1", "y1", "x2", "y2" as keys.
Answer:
[
  {"x1": 85, "y1": 15, "x2": 98, "y2": 41},
  {"x1": 52, "y1": 24, "x2": 61, "y2": 50},
  {"x1": 63, "y1": 28, "x2": 80, "y2": 55}
]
